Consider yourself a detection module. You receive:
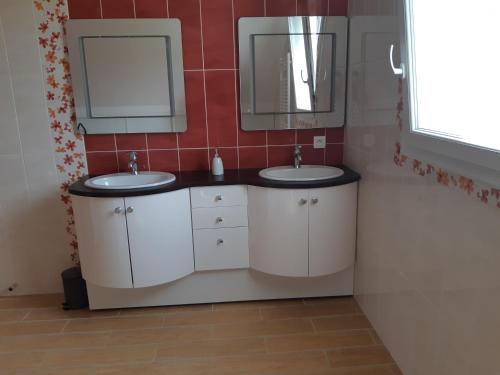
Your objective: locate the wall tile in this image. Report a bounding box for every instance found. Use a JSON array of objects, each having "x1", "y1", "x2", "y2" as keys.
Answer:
[
  {"x1": 239, "y1": 147, "x2": 267, "y2": 169},
  {"x1": 325, "y1": 144, "x2": 343, "y2": 165},
  {"x1": 326, "y1": 128, "x2": 344, "y2": 143},
  {"x1": 179, "y1": 149, "x2": 209, "y2": 171},
  {"x1": 117, "y1": 150, "x2": 149, "y2": 172},
  {"x1": 67, "y1": 0, "x2": 102, "y2": 19},
  {"x1": 84, "y1": 135, "x2": 116, "y2": 152},
  {"x1": 135, "y1": 0, "x2": 168, "y2": 18},
  {"x1": 115, "y1": 134, "x2": 147, "y2": 151},
  {"x1": 297, "y1": 0, "x2": 329, "y2": 15},
  {"x1": 238, "y1": 129, "x2": 267, "y2": 147},
  {"x1": 234, "y1": 0, "x2": 265, "y2": 20},
  {"x1": 86, "y1": 152, "x2": 118, "y2": 175},
  {"x1": 266, "y1": 0, "x2": 297, "y2": 16},
  {"x1": 329, "y1": 0, "x2": 348, "y2": 16},
  {"x1": 0, "y1": 154, "x2": 29, "y2": 200},
  {"x1": 147, "y1": 133, "x2": 177, "y2": 149},
  {"x1": 268, "y1": 146, "x2": 295, "y2": 166},
  {"x1": 169, "y1": 0, "x2": 203, "y2": 70},
  {"x1": 179, "y1": 71, "x2": 207, "y2": 148},
  {"x1": 201, "y1": 0, "x2": 235, "y2": 69},
  {"x1": 268, "y1": 130, "x2": 296, "y2": 145},
  {"x1": 302, "y1": 145, "x2": 324, "y2": 165},
  {"x1": 0, "y1": 49, "x2": 21, "y2": 155},
  {"x1": 101, "y1": 0, "x2": 135, "y2": 18},
  {"x1": 148, "y1": 150, "x2": 179, "y2": 172},
  {"x1": 205, "y1": 70, "x2": 237, "y2": 147}
]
